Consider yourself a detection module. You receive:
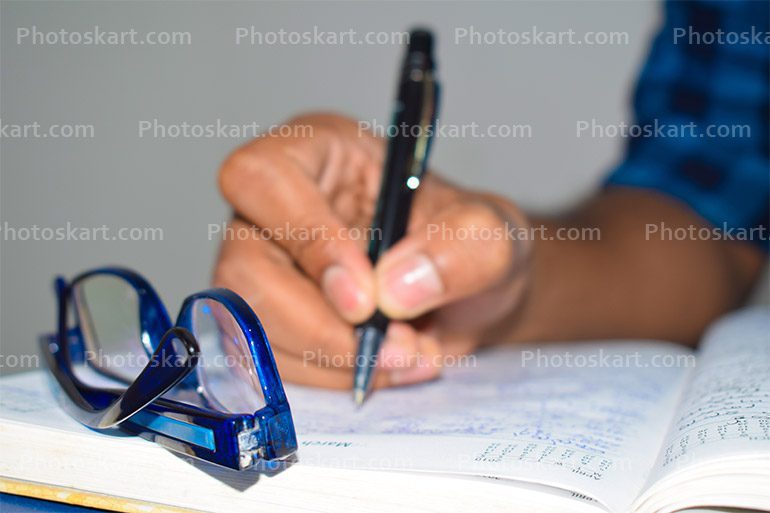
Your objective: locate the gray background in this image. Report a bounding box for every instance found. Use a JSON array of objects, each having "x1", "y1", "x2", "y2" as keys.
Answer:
[{"x1": 1, "y1": 1, "x2": 765, "y2": 374}]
